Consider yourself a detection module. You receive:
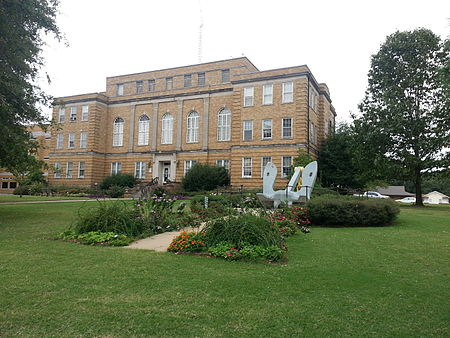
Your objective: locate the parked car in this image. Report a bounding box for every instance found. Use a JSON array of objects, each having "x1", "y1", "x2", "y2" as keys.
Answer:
[
  {"x1": 353, "y1": 191, "x2": 390, "y2": 199},
  {"x1": 395, "y1": 197, "x2": 416, "y2": 203}
]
